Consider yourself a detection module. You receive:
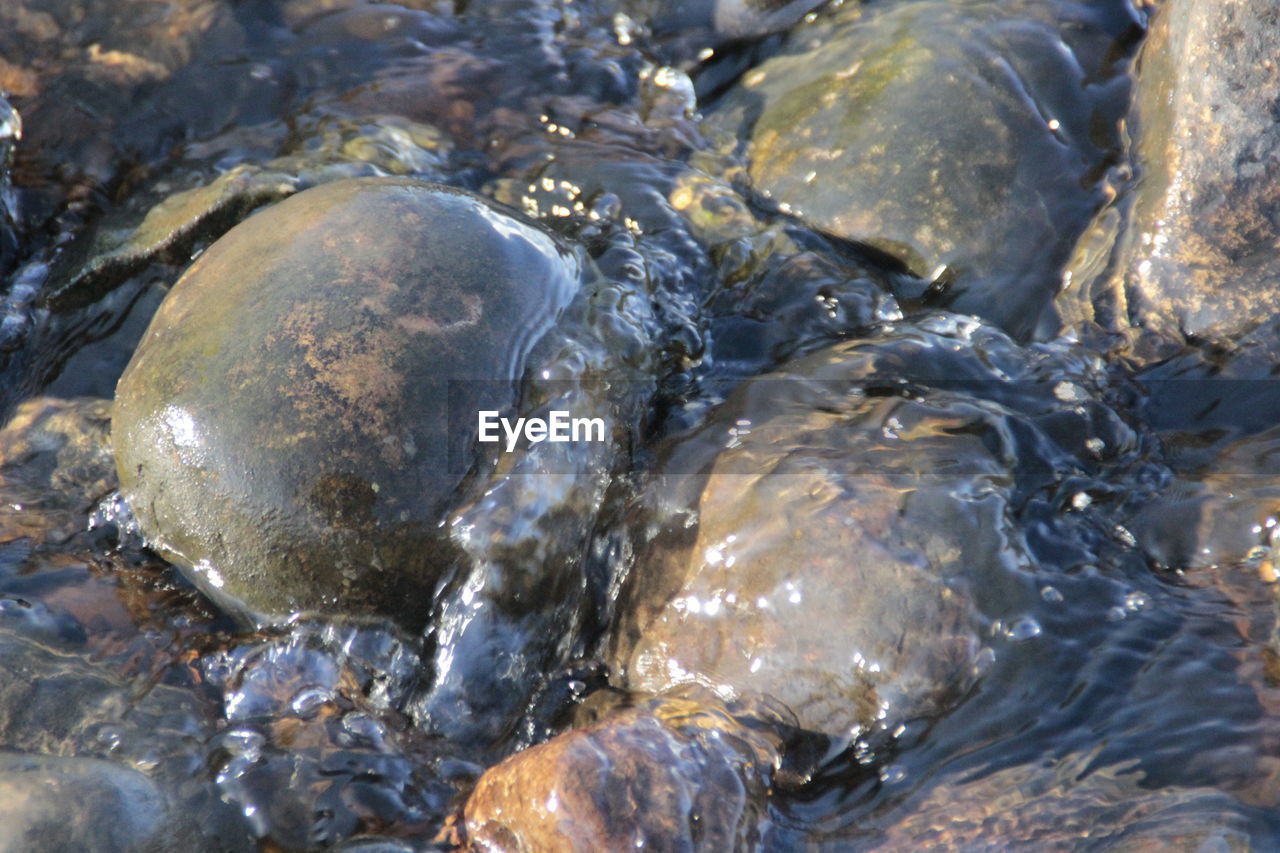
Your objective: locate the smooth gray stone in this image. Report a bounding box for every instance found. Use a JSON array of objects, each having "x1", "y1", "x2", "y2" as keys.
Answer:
[{"x1": 0, "y1": 753, "x2": 164, "y2": 853}]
